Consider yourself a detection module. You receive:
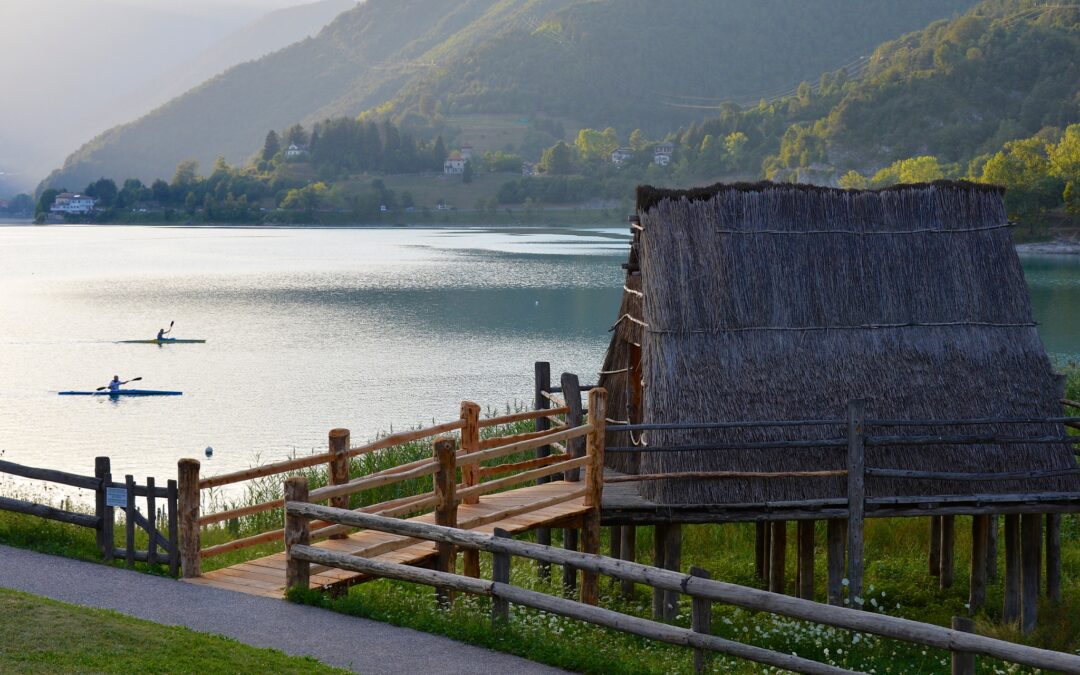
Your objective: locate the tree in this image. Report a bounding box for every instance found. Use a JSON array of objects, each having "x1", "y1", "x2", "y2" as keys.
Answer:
[
  {"x1": 85, "y1": 178, "x2": 118, "y2": 208},
  {"x1": 284, "y1": 124, "x2": 308, "y2": 146},
  {"x1": 7, "y1": 193, "x2": 33, "y2": 215},
  {"x1": 629, "y1": 129, "x2": 648, "y2": 151},
  {"x1": 262, "y1": 130, "x2": 281, "y2": 162},
  {"x1": 540, "y1": 141, "x2": 575, "y2": 175},
  {"x1": 1048, "y1": 124, "x2": 1080, "y2": 215},
  {"x1": 574, "y1": 128, "x2": 619, "y2": 163},
  {"x1": 462, "y1": 160, "x2": 474, "y2": 184},
  {"x1": 838, "y1": 170, "x2": 869, "y2": 189},
  {"x1": 981, "y1": 138, "x2": 1062, "y2": 225},
  {"x1": 871, "y1": 156, "x2": 946, "y2": 186},
  {"x1": 432, "y1": 136, "x2": 447, "y2": 168},
  {"x1": 173, "y1": 160, "x2": 200, "y2": 189},
  {"x1": 35, "y1": 188, "x2": 59, "y2": 222},
  {"x1": 151, "y1": 179, "x2": 171, "y2": 203}
]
